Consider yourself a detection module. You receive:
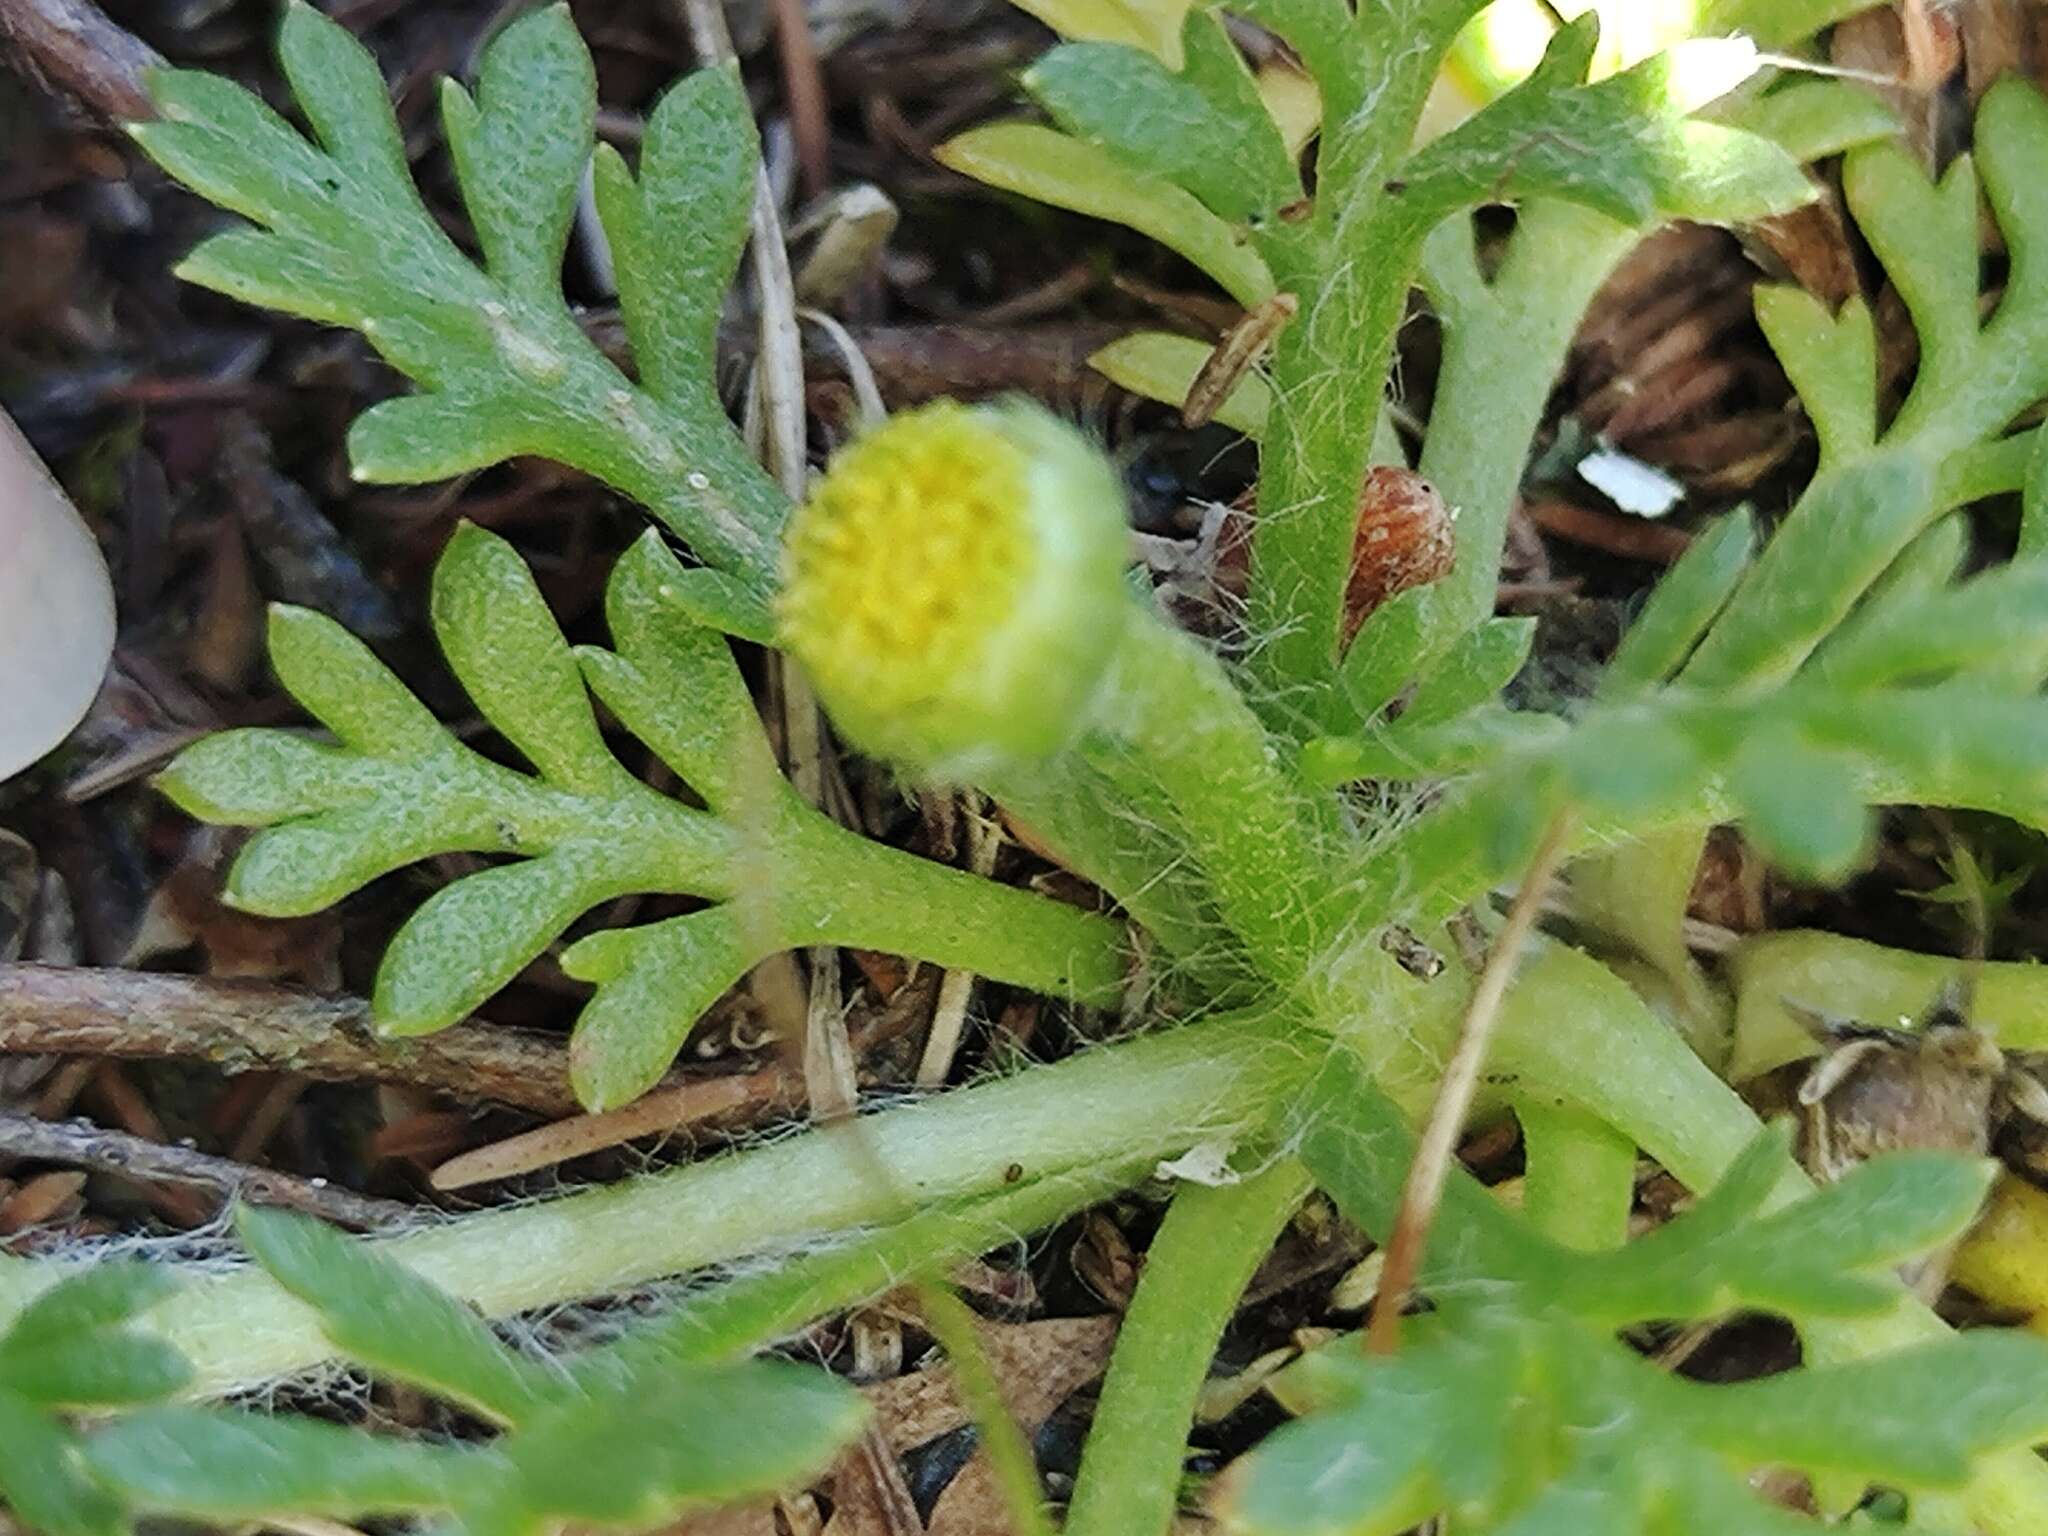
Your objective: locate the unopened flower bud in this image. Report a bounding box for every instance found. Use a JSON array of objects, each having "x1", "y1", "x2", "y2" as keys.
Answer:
[{"x1": 778, "y1": 399, "x2": 1130, "y2": 776}]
